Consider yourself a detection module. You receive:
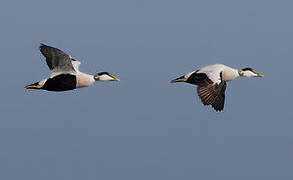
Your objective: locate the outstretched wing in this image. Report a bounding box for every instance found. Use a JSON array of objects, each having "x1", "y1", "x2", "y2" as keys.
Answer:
[
  {"x1": 195, "y1": 71, "x2": 227, "y2": 111},
  {"x1": 39, "y1": 44, "x2": 76, "y2": 73}
]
